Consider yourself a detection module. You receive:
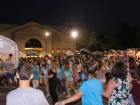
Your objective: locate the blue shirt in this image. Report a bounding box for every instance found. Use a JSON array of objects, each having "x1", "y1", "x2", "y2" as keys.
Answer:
[
  {"x1": 65, "y1": 68, "x2": 73, "y2": 79},
  {"x1": 80, "y1": 72, "x2": 87, "y2": 81},
  {"x1": 32, "y1": 65, "x2": 39, "y2": 80},
  {"x1": 41, "y1": 66, "x2": 48, "y2": 79},
  {"x1": 56, "y1": 66, "x2": 64, "y2": 80},
  {"x1": 79, "y1": 79, "x2": 103, "y2": 105}
]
